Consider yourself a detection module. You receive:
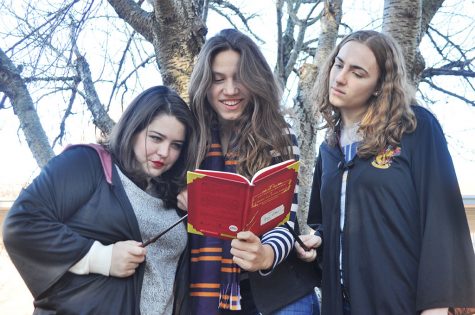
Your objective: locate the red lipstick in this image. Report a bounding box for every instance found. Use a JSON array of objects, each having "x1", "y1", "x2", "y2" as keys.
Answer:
[{"x1": 152, "y1": 161, "x2": 164, "y2": 168}]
